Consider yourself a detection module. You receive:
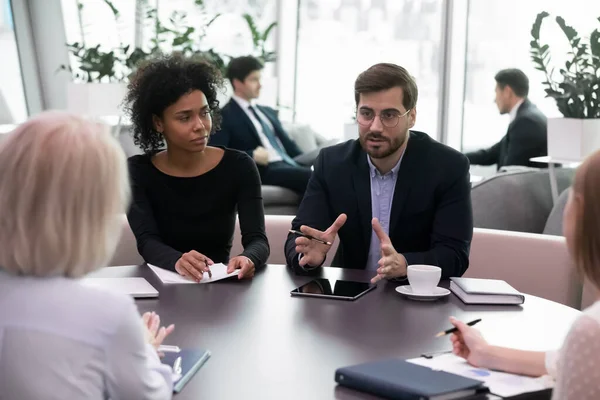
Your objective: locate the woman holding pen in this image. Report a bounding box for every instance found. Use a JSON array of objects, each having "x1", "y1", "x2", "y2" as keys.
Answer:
[
  {"x1": 449, "y1": 150, "x2": 600, "y2": 399},
  {"x1": 123, "y1": 54, "x2": 269, "y2": 281}
]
